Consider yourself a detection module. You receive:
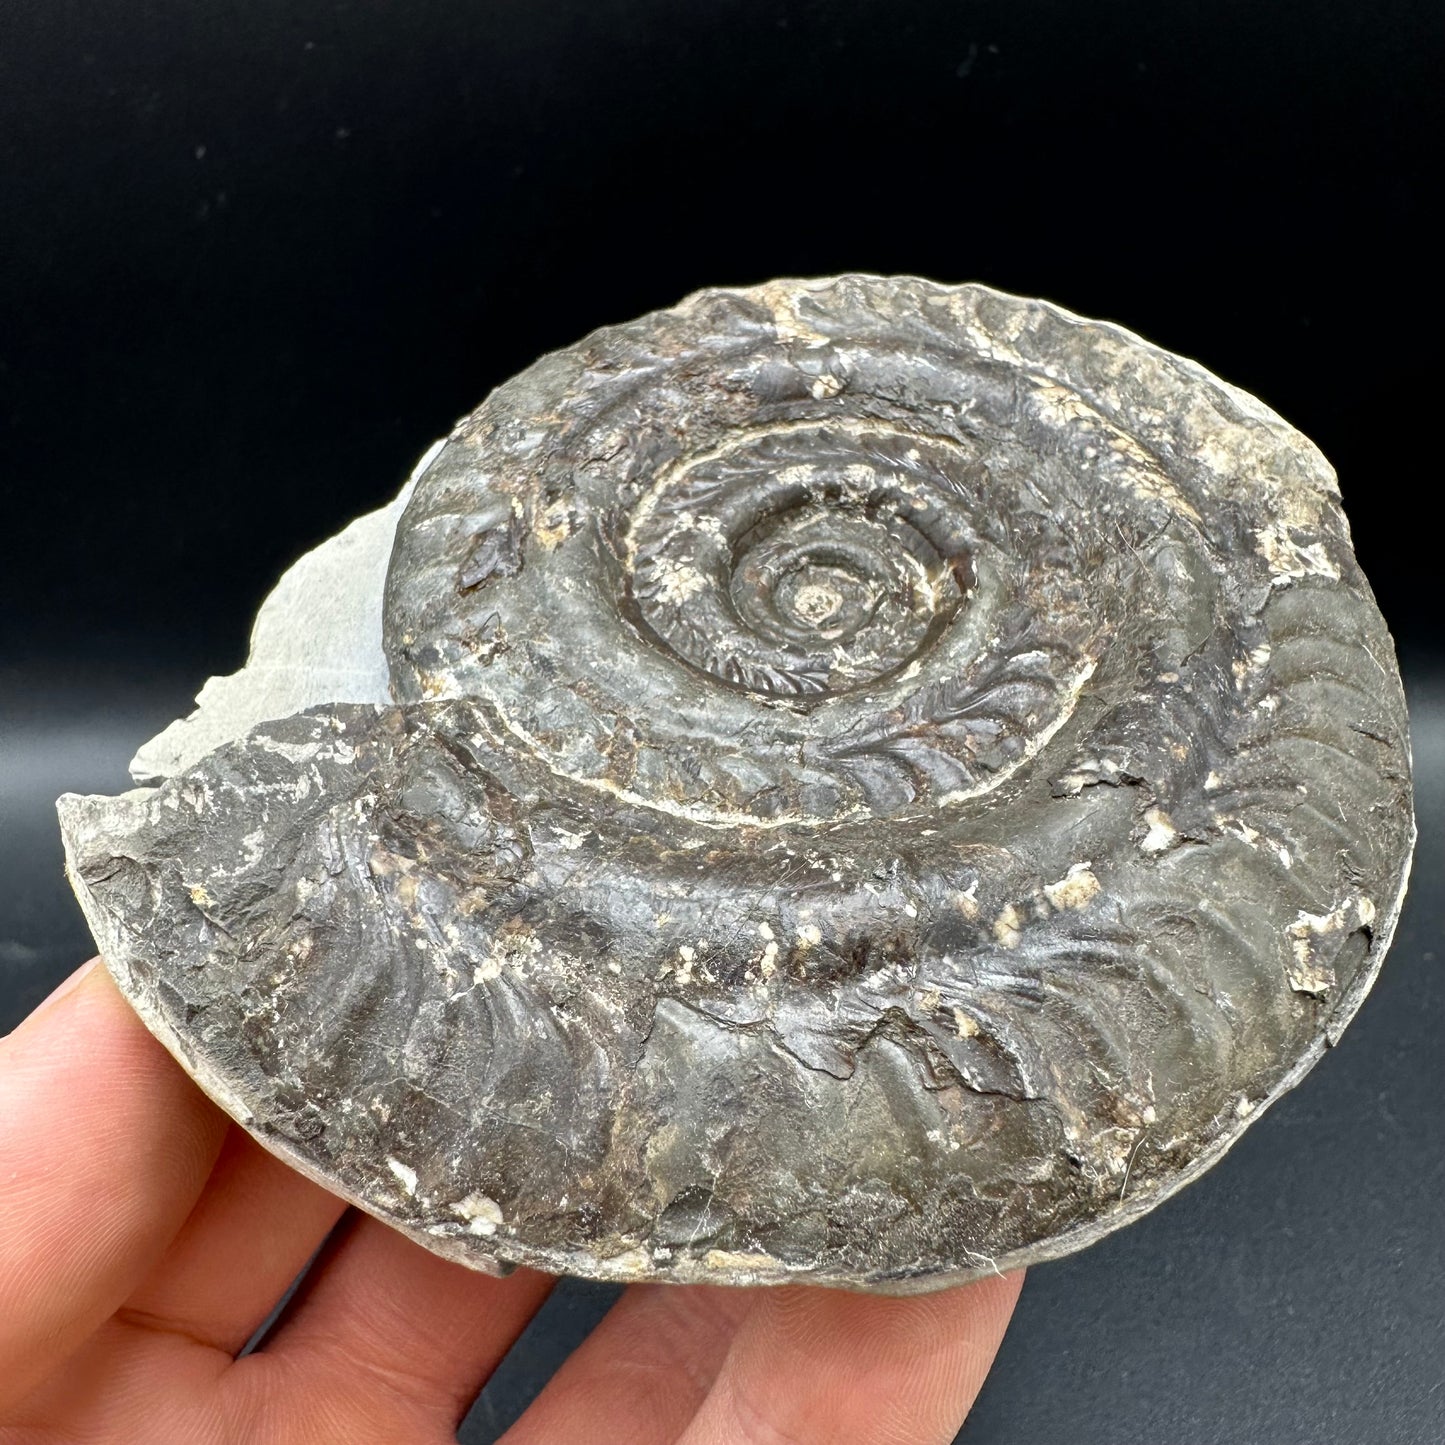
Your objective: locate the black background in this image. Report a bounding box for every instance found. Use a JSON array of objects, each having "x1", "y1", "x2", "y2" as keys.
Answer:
[{"x1": 2, "y1": 2, "x2": 1441, "y2": 1441}]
